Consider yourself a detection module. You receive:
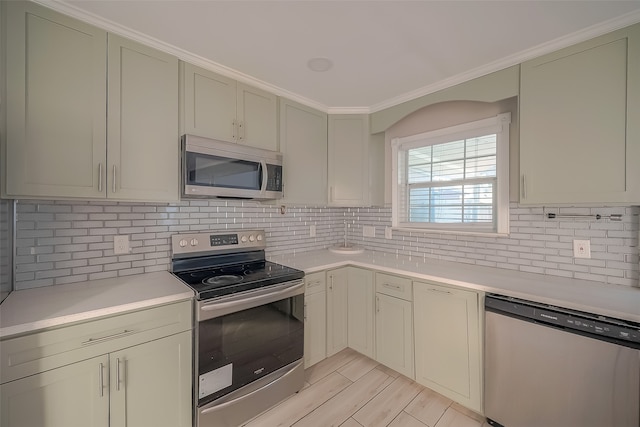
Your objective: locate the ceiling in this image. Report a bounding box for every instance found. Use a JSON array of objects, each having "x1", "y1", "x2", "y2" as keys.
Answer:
[{"x1": 51, "y1": 0, "x2": 640, "y2": 113}]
